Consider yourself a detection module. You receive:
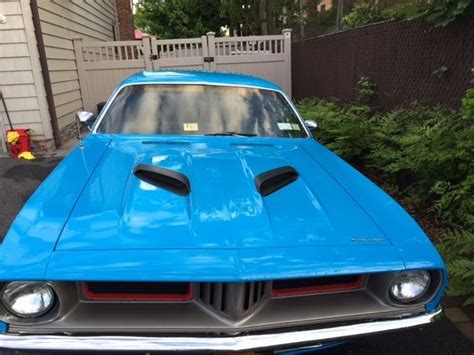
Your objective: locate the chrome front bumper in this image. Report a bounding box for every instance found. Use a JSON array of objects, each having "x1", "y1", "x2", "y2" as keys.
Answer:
[{"x1": 0, "y1": 308, "x2": 441, "y2": 351}]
